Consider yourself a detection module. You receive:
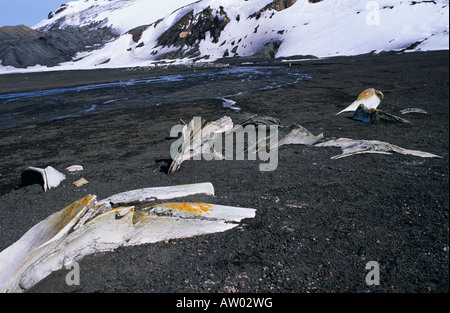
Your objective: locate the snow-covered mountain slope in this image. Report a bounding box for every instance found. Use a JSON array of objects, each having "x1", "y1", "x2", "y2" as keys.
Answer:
[
  {"x1": 34, "y1": 0, "x2": 199, "y2": 35},
  {"x1": 1, "y1": 0, "x2": 449, "y2": 73}
]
